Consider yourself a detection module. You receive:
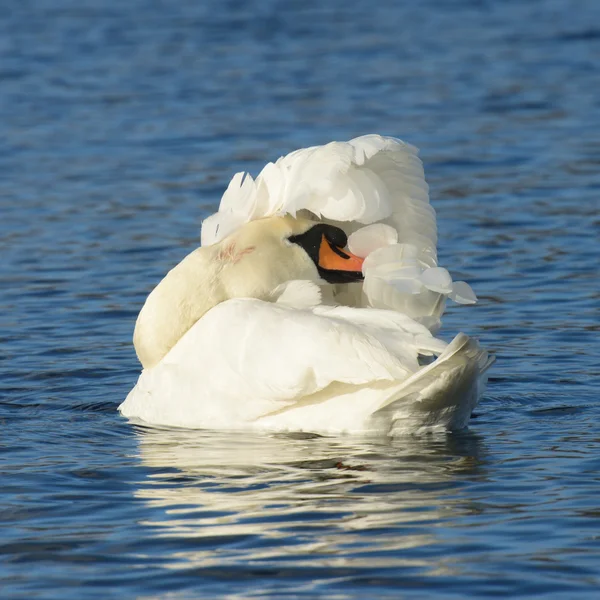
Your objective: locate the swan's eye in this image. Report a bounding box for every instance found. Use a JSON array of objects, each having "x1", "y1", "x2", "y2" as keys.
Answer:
[{"x1": 289, "y1": 228, "x2": 321, "y2": 260}]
